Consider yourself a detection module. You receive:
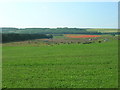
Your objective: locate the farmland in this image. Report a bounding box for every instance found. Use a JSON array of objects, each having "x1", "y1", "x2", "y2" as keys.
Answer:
[
  {"x1": 2, "y1": 32, "x2": 119, "y2": 88},
  {"x1": 65, "y1": 34, "x2": 101, "y2": 38}
]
